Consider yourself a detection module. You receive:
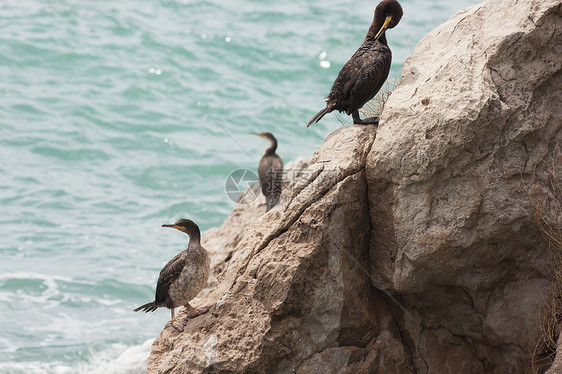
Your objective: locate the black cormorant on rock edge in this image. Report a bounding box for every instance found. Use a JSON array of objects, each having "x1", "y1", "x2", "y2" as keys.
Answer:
[
  {"x1": 134, "y1": 219, "x2": 210, "y2": 332},
  {"x1": 307, "y1": 0, "x2": 403, "y2": 127},
  {"x1": 250, "y1": 132, "x2": 284, "y2": 211}
]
